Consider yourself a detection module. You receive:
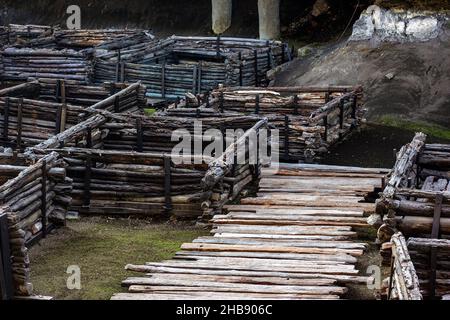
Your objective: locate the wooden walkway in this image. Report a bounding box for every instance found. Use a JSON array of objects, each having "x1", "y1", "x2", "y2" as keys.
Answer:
[{"x1": 112, "y1": 163, "x2": 389, "y2": 300}]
